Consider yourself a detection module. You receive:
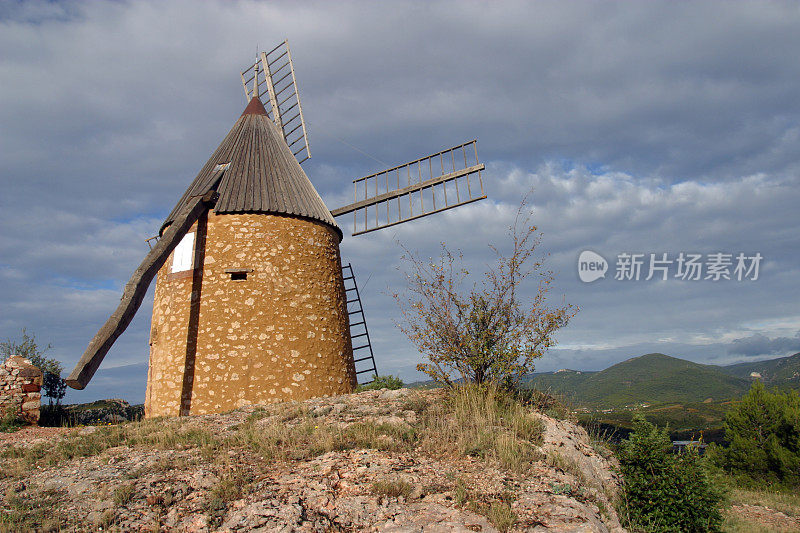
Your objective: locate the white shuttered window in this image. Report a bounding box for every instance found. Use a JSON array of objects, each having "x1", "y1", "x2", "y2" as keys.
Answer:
[{"x1": 171, "y1": 232, "x2": 195, "y2": 273}]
